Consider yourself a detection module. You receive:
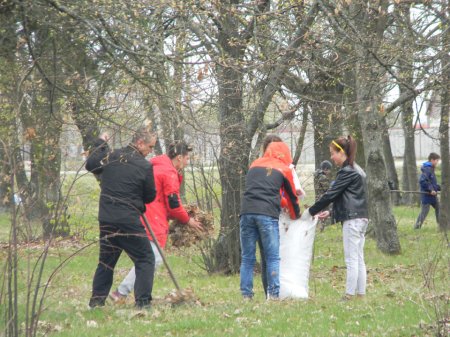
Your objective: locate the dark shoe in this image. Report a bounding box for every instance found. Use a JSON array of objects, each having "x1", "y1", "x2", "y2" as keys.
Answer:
[
  {"x1": 242, "y1": 295, "x2": 253, "y2": 301},
  {"x1": 89, "y1": 297, "x2": 106, "y2": 308},
  {"x1": 135, "y1": 299, "x2": 151, "y2": 310},
  {"x1": 135, "y1": 303, "x2": 152, "y2": 311}
]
